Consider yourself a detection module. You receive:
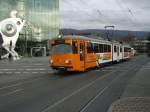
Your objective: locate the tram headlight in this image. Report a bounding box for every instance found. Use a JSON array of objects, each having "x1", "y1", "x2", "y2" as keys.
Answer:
[
  {"x1": 65, "y1": 60, "x2": 71, "y2": 64},
  {"x1": 50, "y1": 60, "x2": 53, "y2": 64}
]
